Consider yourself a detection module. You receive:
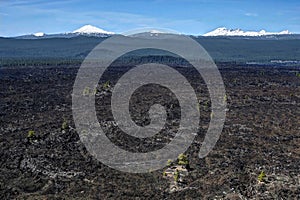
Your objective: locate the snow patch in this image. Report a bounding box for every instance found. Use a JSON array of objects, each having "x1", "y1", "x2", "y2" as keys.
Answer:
[{"x1": 33, "y1": 32, "x2": 45, "y2": 37}]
